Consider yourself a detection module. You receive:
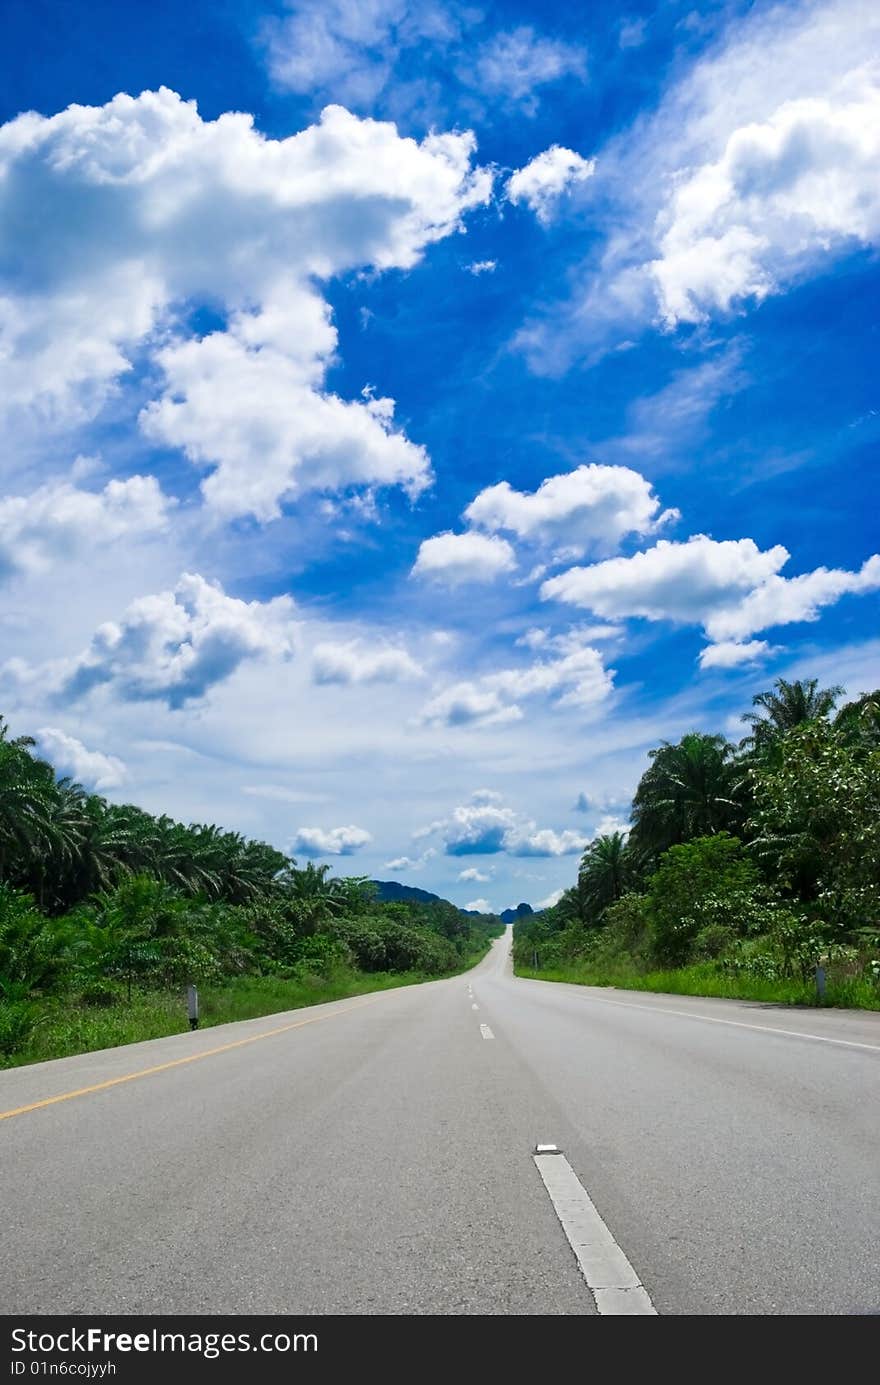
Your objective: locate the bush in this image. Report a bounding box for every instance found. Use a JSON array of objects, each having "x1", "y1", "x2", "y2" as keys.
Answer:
[
  {"x1": 0, "y1": 1000, "x2": 36, "y2": 1056},
  {"x1": 646, "y1": 834, "x2": 762, "y2": 967}
]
